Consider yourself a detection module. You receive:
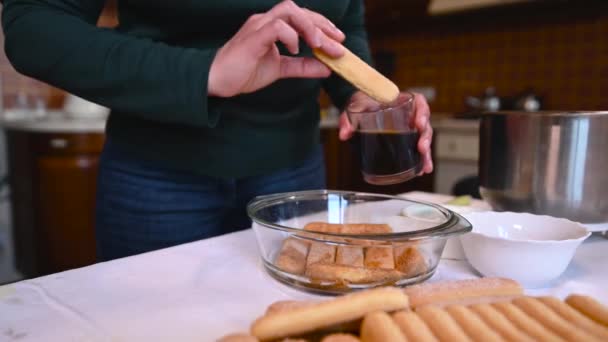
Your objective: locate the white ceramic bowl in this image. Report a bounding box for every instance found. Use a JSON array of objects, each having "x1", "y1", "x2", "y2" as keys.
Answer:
[{"x1": 460, "y1": 211, "x2": 590, "y2": 288}]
